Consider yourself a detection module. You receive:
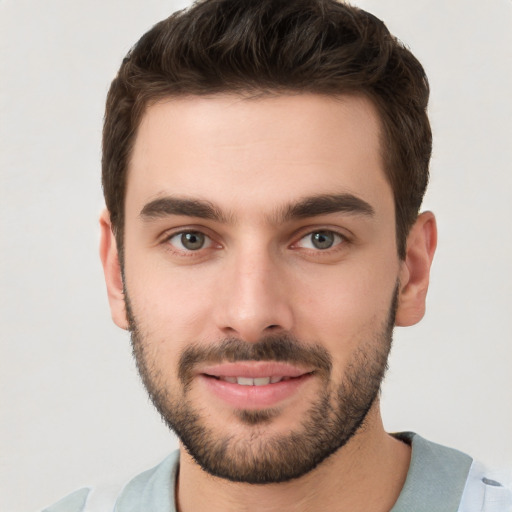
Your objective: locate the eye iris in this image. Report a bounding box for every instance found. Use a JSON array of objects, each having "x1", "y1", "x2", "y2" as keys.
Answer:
[
  {"x1": 311, "y1": 231, "x2": 335, "y2": 249},
  {"x1": 181, "y1": 232, "x2": 205, "y2": 250}
]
